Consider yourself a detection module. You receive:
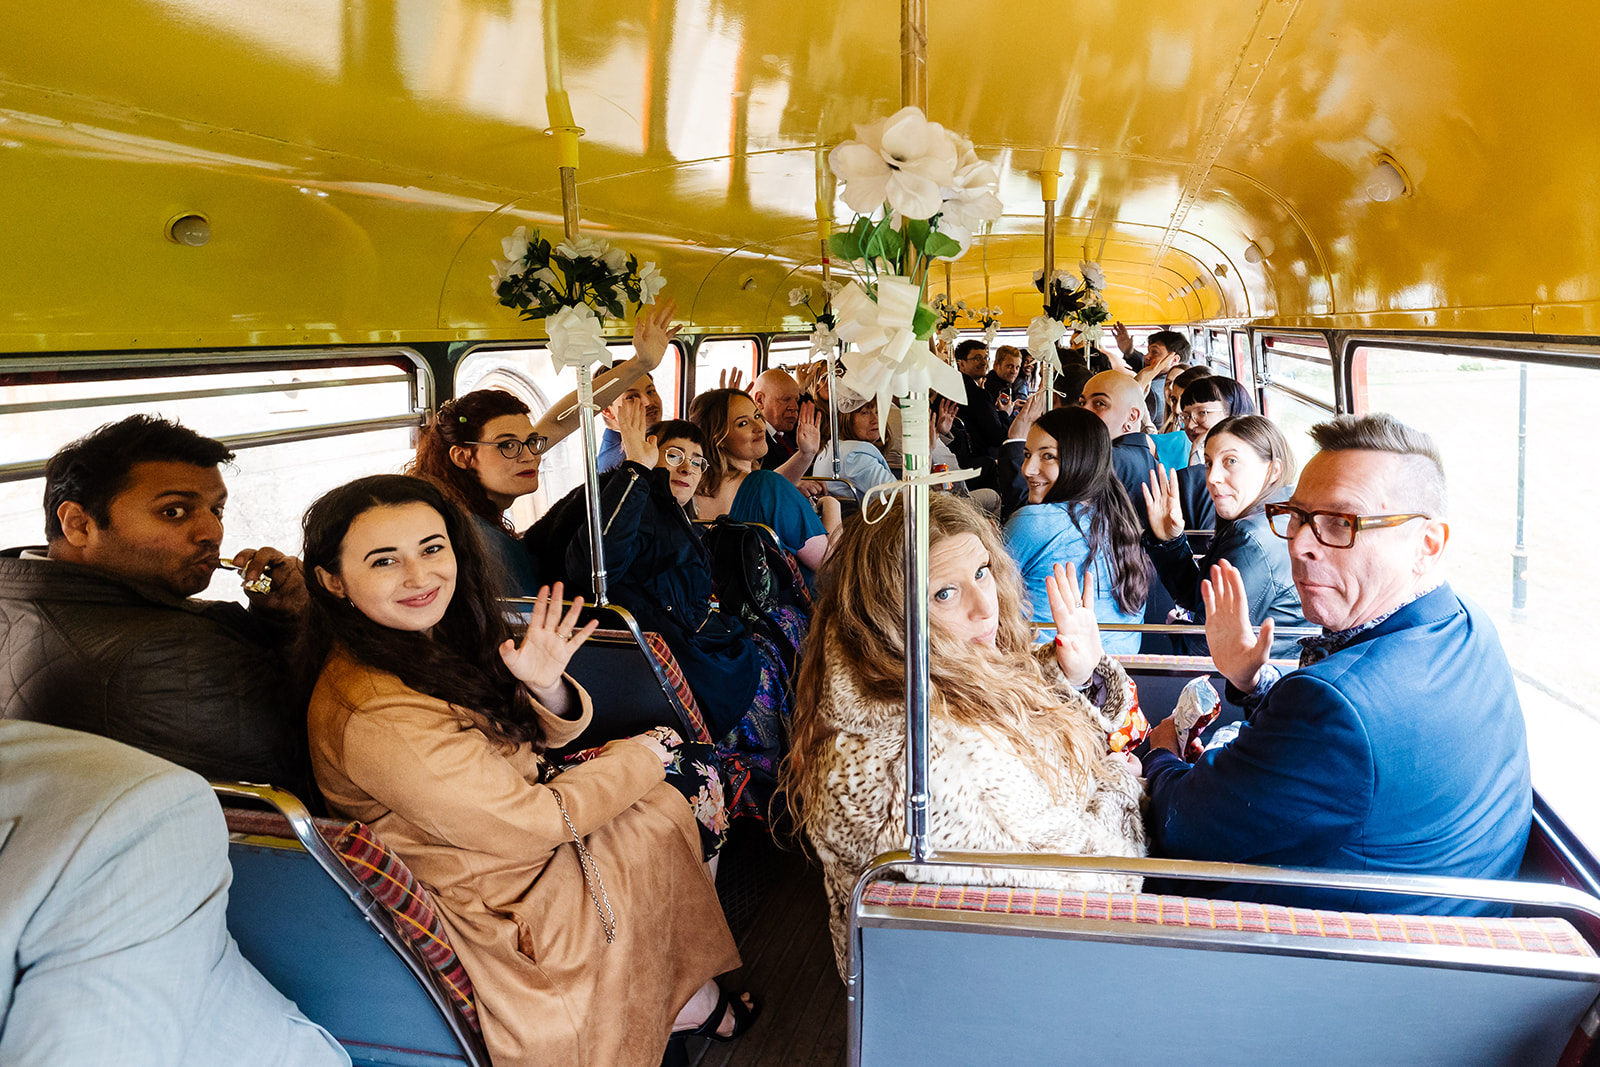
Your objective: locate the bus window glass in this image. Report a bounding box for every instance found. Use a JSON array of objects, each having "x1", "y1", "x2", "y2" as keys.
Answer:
[
  {"x1": 1232, "y1": 330, "x2": 1251, "y2": 386},
  {"x1": 1258, "y1": 386, "x2": 1332, "y2": 470},
  {"x1": 767, "y1": 336, "x2": 817, "y2": 373},
  {"x1": 1263, "y1": 336, "x2": 1336, "y2": 408},
  {"x1": 455, "y1": 341, "x2": 684, "y2": 531},
  {"x1": 694, "y1": 337, "x2": 758, "y2": 396},
  {"x1": 1208, "y1": 329, "x2": 1231, "y2": 374},
  {"x1": 0, "y1": 359, "x2": 419, "y2": 563},
  {"x1": 1354, "y1": 346, "x2": 1600, "y2": 848}
]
